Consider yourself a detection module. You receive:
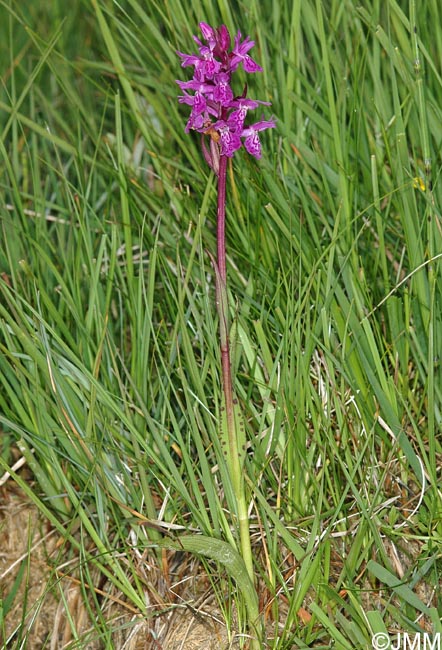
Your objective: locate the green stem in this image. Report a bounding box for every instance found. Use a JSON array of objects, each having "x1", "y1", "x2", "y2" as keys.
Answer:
[
  {"x1": 212, "y1": 155, "x2": 261, "y2": 645},
  {"x1": 216, "y1": 264, "x2": 254, "y2": 580}
]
